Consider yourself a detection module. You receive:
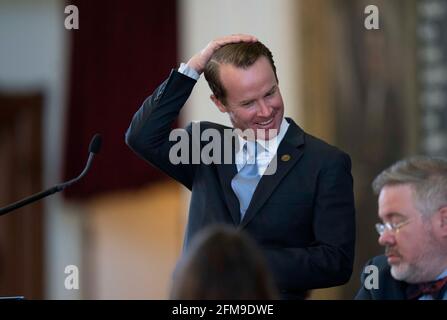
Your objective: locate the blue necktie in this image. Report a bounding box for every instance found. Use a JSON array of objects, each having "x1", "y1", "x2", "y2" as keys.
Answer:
[{"x1": 231, "y1": 142, "x2": 261, "y2": 220}]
